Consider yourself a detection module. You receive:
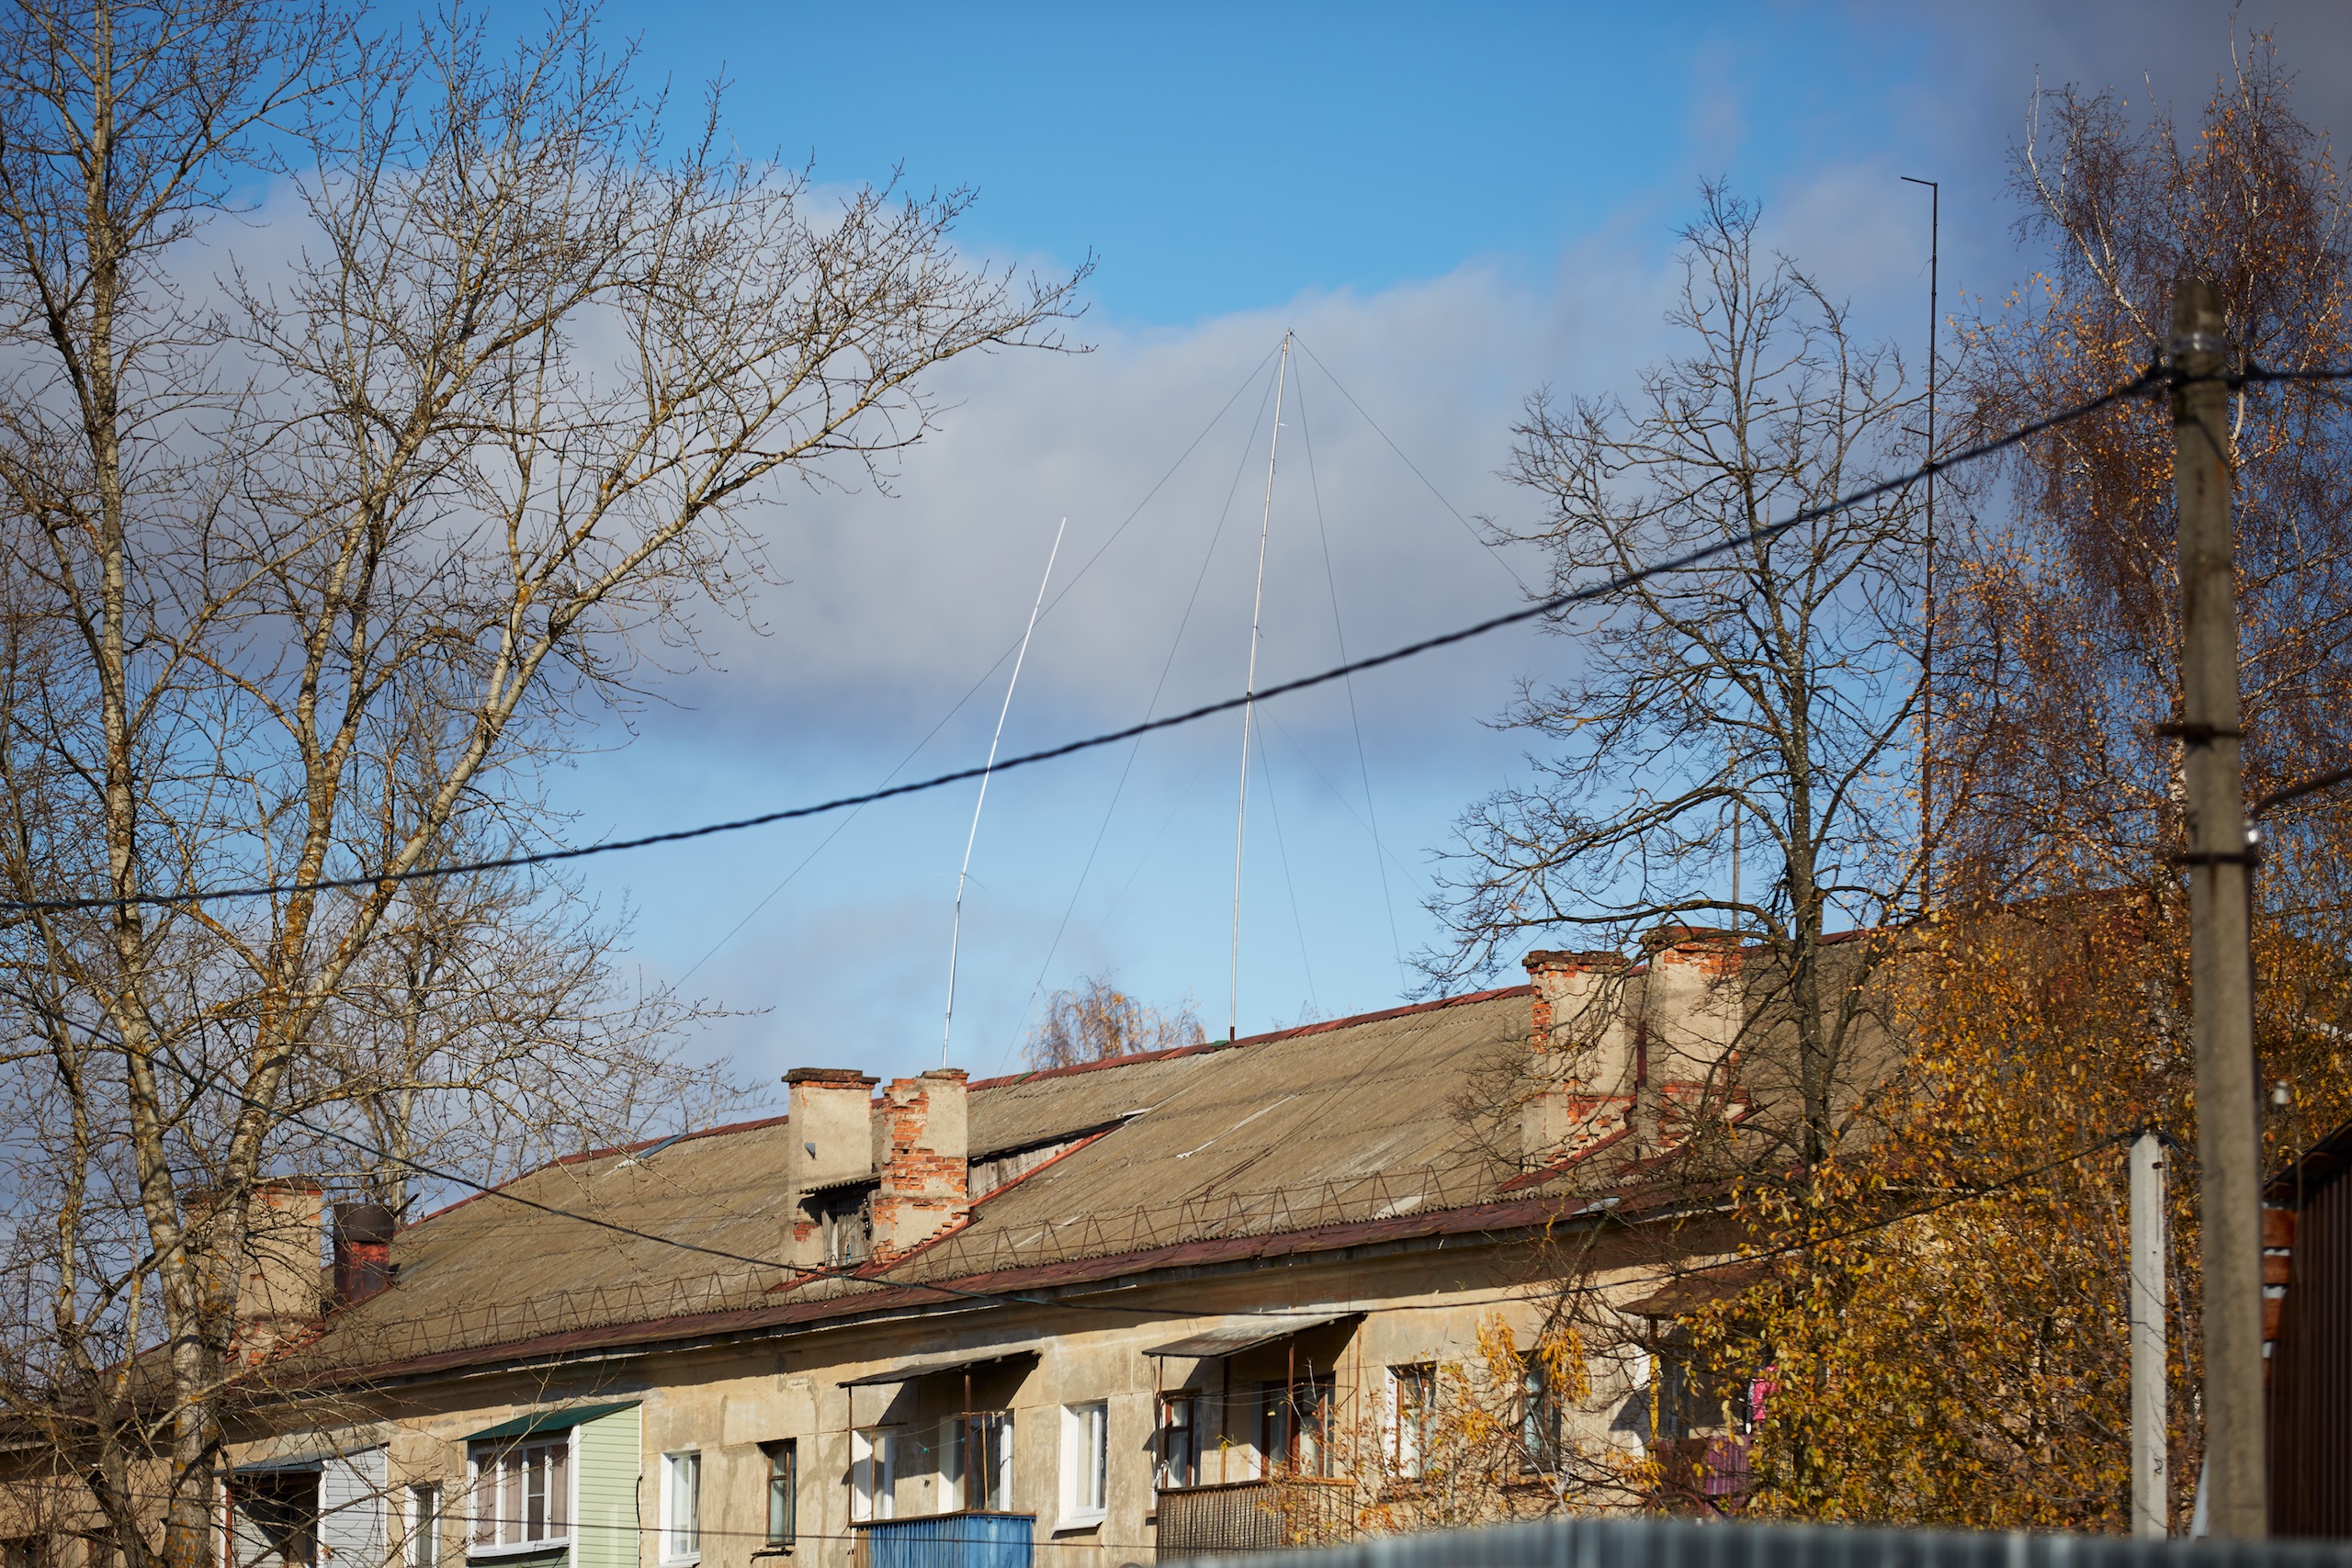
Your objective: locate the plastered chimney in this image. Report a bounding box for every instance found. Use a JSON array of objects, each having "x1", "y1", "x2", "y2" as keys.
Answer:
[
  {"x1": 187, "y1": 1179, "x2": 324, "y2": 1359},
  {"x1": 868, "y1": 1069, "x2": 969, "y2": 1261},
  {"x1": 1638, "y1": 926, "x2": 1744, "y2": 1080},
  {"x1": 1521, "y1": 951, "x2": 1633, "y2": 1166},
  {"x1": 784, "y1": 1067, "x2": 879, "y2": 1271},
  {"x1": 784, "y1": 1067, "x2": 879, "y2": 1191}
]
